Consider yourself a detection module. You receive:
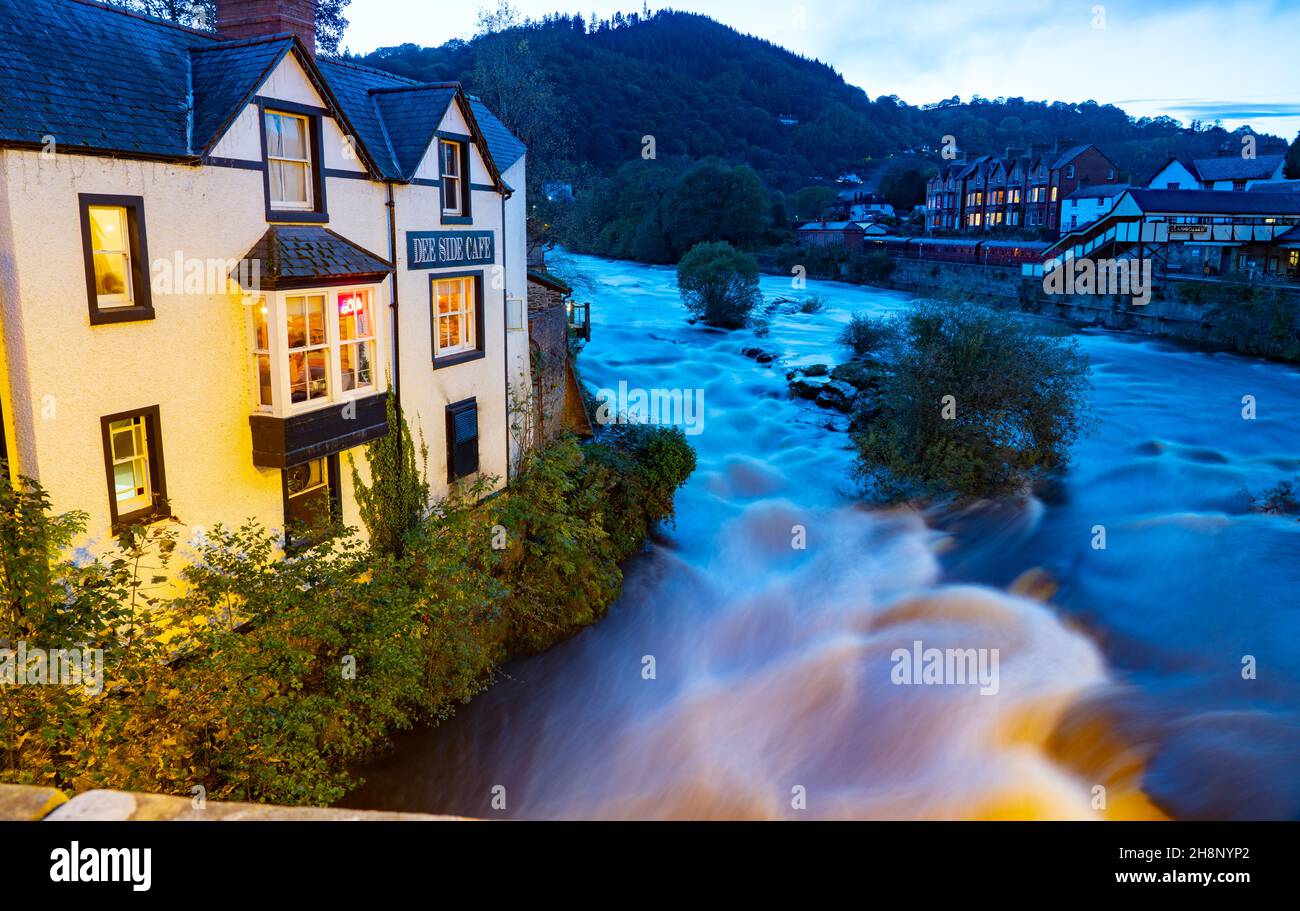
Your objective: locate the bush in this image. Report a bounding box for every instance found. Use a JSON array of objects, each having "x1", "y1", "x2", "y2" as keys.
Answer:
[
  {"x1": 839, "y1": 312, "x2": 898, "y2": 358},
  {"x1": 676, "y1": 241, "x2": 762, "y2": 328},
  {"x1": 852, "y1": 301, "x2": 1093, "y2": 500},
  {"x1": 856, "y1": 249, "x2": 896, "y2": 284},
  {"x1": 0, "y1": 425, "x2": 696, "y2": 804},
  {"x1": 798, "y1": 293, "x2": 827, "y2": 314}
]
